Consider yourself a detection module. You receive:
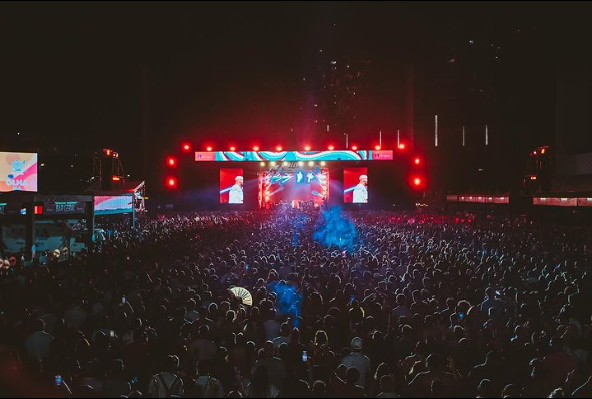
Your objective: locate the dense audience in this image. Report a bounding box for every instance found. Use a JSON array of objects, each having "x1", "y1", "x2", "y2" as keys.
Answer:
[{"x1": 1, "y1": 208, "x2": 592, "y2": 398}]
